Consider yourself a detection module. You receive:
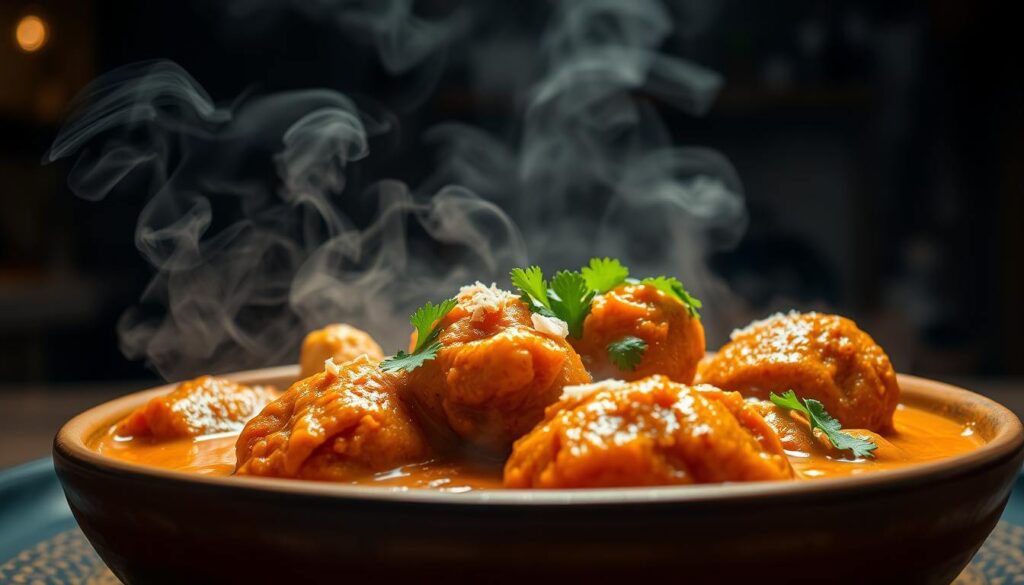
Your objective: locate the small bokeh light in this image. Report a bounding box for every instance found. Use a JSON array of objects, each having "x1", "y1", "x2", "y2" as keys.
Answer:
[{"x1": 15, "y1": 14, "x2": 48, "y2": 53}]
